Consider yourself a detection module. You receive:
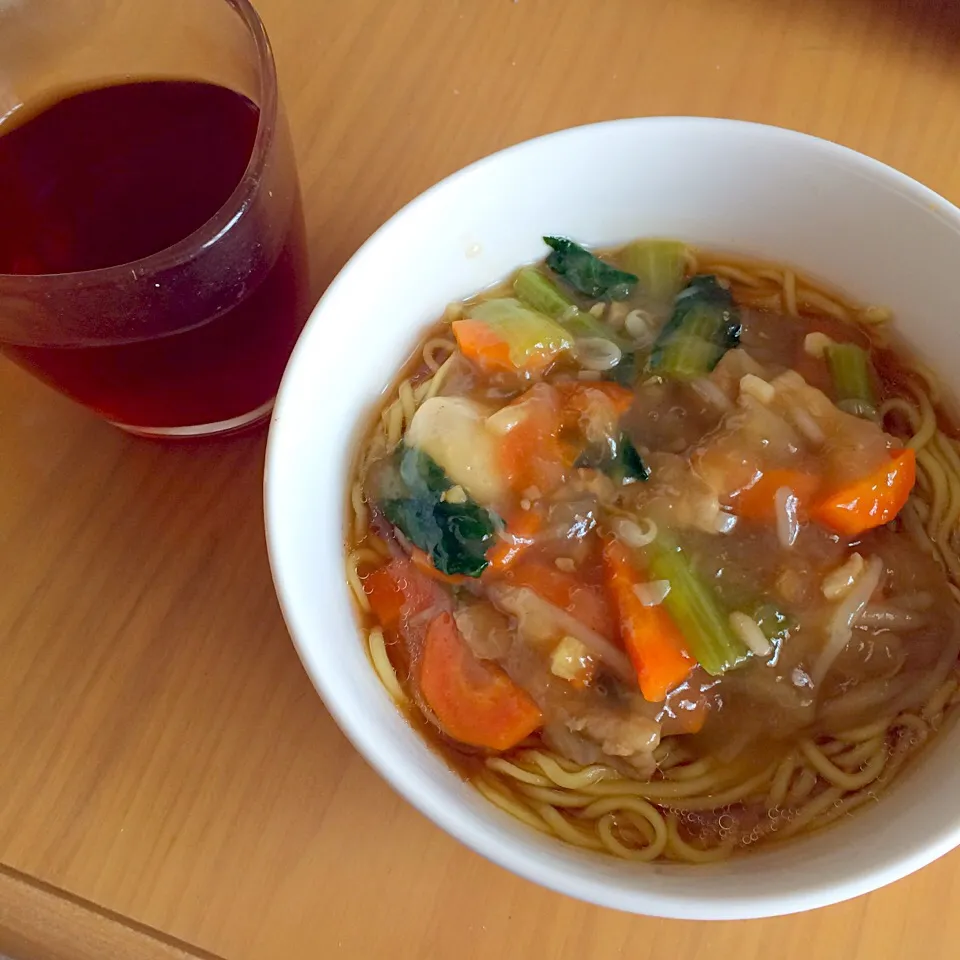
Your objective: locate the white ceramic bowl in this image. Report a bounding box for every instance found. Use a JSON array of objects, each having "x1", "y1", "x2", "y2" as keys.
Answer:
[{"x1": 265, "y1": 118, "x2": 960, "y2": 920}]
